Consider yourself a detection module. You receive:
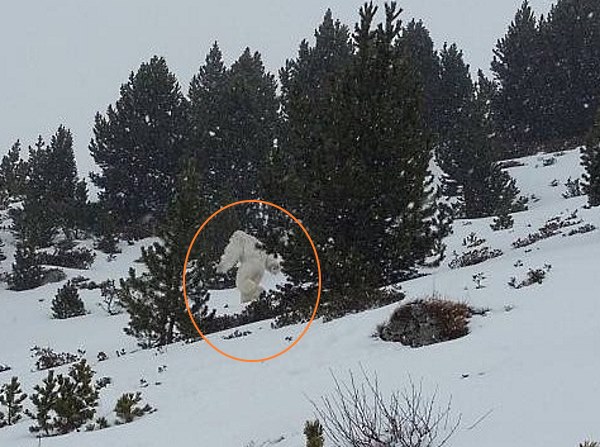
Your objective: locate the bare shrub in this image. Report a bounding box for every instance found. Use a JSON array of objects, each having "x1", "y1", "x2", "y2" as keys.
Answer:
[{"x1": 311, "y1": 370, "x2": 460, "y2": 447}]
